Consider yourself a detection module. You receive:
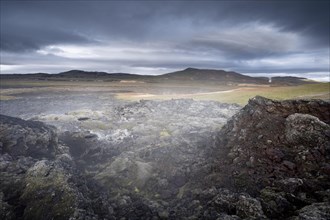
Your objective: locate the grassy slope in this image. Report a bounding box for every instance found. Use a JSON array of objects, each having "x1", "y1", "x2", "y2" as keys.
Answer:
[
  {"x1": 193, "y1": 83, "x2": 330, "y2": 105},
  {"x1": 117, "y1": 83, "x2": 330, "y2": 105},
  {"x1": 1, "y1": 79, "x2": 329, "y2": 105}
]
